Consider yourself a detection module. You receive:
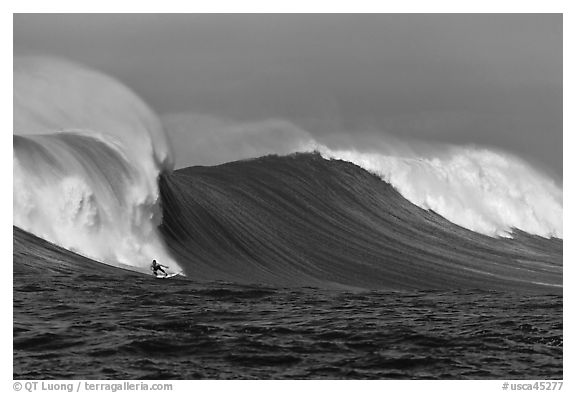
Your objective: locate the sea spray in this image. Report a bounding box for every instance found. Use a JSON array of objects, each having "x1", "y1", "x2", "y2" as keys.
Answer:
[{"x1": 316, "y1": 145, "x2": 563, "y2": 238}]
